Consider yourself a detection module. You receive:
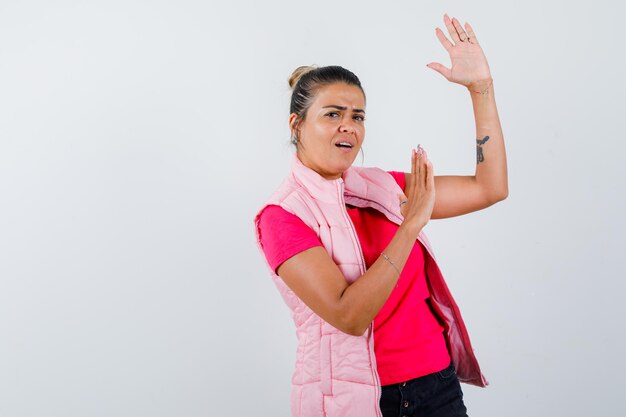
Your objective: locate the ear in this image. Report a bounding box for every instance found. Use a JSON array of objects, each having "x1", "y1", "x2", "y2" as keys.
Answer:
[{"x1": 288, "y1": 113, "x2": 299, "y2": 133}]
